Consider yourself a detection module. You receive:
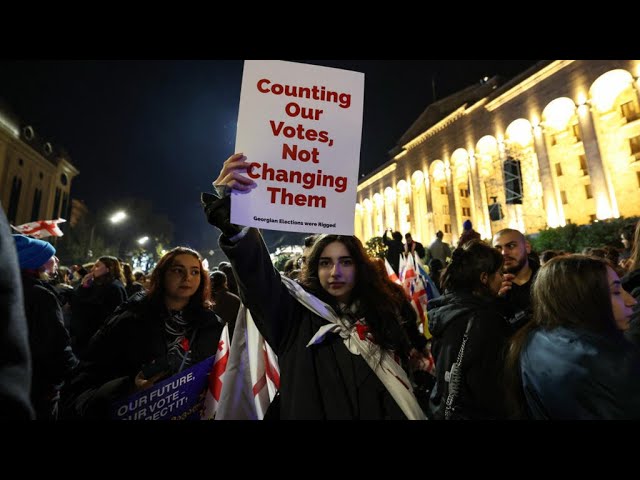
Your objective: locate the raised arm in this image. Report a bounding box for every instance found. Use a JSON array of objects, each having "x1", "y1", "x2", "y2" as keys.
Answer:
[{"x1": 202, "y1": 153, "x2": 301, "y2": 353}]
